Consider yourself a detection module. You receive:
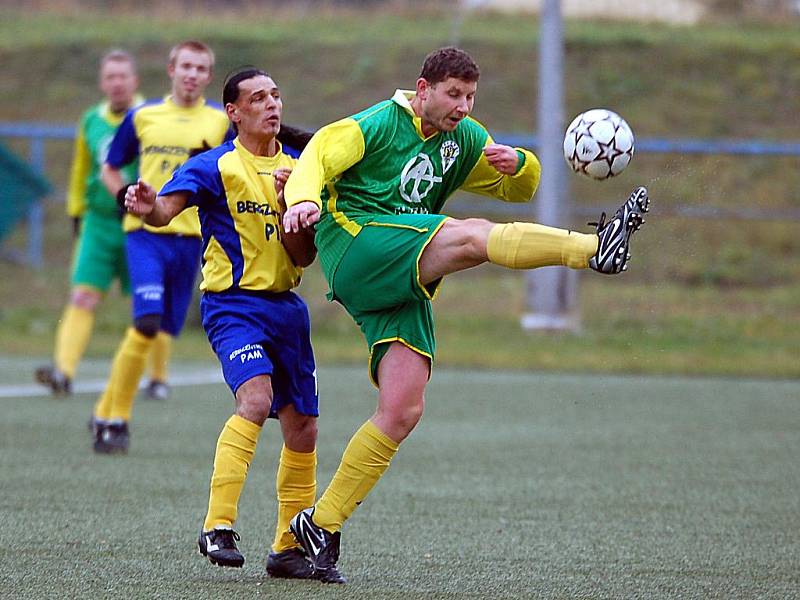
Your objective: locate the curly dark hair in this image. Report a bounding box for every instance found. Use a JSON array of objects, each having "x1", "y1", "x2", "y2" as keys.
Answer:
[{"x1": 419, "y1": 47, "x2": 480, "y2": 85}]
